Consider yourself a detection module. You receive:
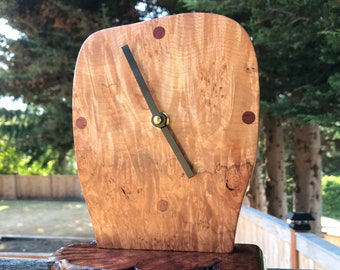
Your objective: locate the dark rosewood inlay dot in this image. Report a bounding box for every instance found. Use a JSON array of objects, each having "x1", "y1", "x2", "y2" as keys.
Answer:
[
  {"x1": 242, "y1": 111, "x2": 256, "y2": 124},
  {"x1": 76, "y1": 117, "x2": 87, "y2": 129},
  {"x1": 153, "y1": 26, "x2": 165, "y2": 39}
]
